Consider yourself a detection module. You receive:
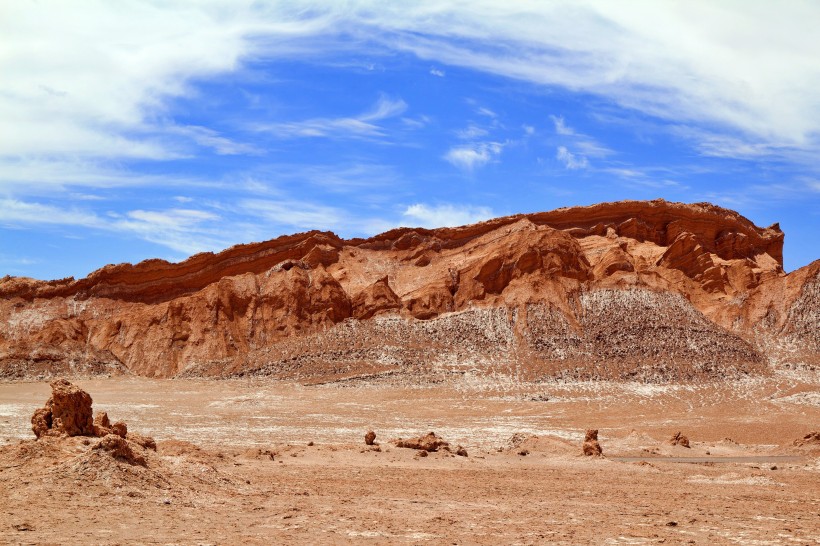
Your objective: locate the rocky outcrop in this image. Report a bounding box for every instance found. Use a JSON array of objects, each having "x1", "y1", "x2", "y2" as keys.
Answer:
[
  {"x1": 352, "y1": 277, "x2": 401, "y2": 320},
  {"x1": 582, "y1": 429, "x2": 603, "y2": 456},
  {"x1": 29, "y1": 379, "x2": 155, "y2": 465},
  {"x1": 31, "y1": 379, "x2": 94, "y2": 438},
  {"x1": 1, "y1": 199, "x2": 816, "y2": 382},
  {"x1": 657, "y1": 233, "x2": 725, "y2": 292}
]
